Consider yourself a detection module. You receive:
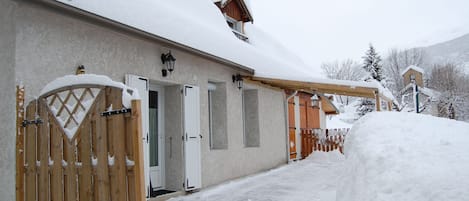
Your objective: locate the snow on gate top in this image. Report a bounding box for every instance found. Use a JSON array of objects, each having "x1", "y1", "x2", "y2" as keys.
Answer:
[
  {"x1": 39, "y1": 74, "x2": 140, "y2": 140},
  {"x1": 39, "y1": 74, "x2": 140, "y2": 108}
]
